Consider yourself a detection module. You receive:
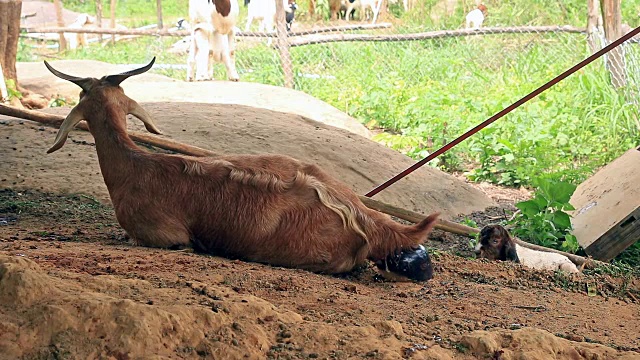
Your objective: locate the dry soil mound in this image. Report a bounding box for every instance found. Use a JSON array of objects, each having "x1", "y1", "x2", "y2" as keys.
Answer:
[
  {"x1": 1, "y1": 253, "x2": 637, "y2": 359},
  {"x1": 17, "y1": 60, "x2": 372, "y2": 138},
  {"x1": 0, "y1": 103, "x2": 494, "y2": 218}
]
